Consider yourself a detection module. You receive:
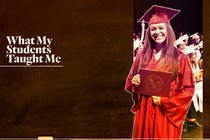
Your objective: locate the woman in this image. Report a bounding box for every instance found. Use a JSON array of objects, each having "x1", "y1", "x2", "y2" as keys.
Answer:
[
  {"x1": 182, "y1": 46, "x2": 203, "y2": 132},
  {"x1": 125, "y1": 5, "x2": 194, "y2": 139},
  {"x1": 186, "y1": 46, "x2": 203, "y2": 113}
]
